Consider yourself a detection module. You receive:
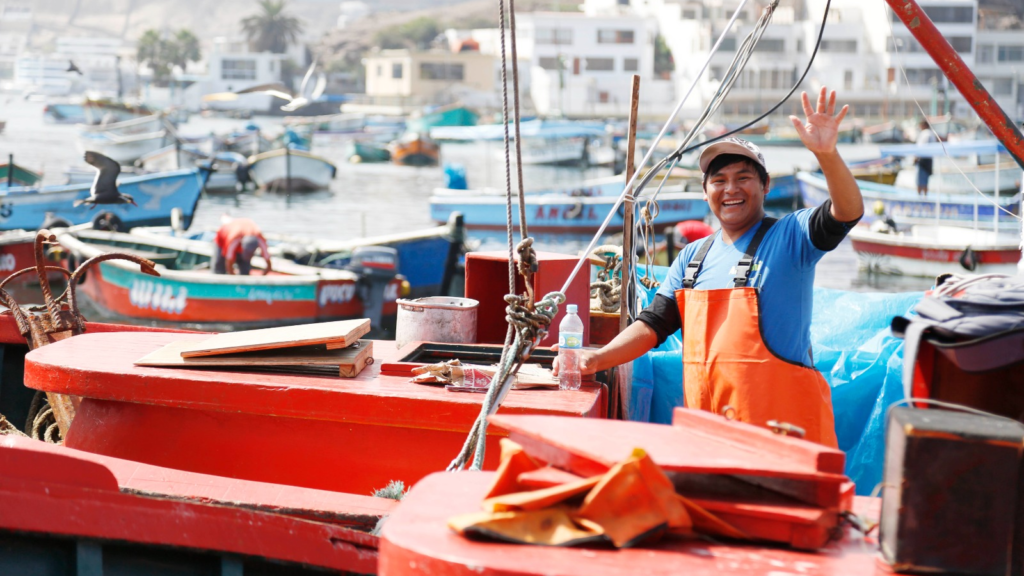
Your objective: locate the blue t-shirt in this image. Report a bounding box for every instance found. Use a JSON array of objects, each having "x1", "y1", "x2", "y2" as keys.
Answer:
[{"x1": 656, "y1": 209, "x2": 825, "y2": 366}]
